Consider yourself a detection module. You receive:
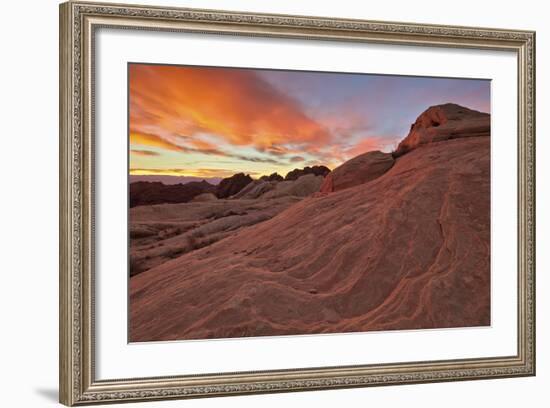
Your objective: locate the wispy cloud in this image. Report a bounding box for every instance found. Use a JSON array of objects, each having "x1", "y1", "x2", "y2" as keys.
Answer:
[
  {"x1": 130, "y1": 132, "x2": 187, "y2": 153},
  {"x1": 343, "y1": 136, "x2": 399, "y2": 158},
  {"x1": 233, "y1": 155, "x2": 282, "y2": 165},
  {"x1": 130, "y1": 149, "x2": 160, "y2": 157},
  {"x1": 130, "y1": 129, "x2": 285, "y2": 165}
]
